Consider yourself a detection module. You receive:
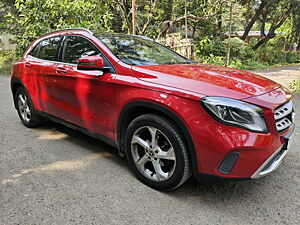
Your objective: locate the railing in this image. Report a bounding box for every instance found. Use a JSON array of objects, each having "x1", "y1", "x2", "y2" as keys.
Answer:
[{"x1": 170, "y1": 43, "x2": 195, "y2": 60}]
